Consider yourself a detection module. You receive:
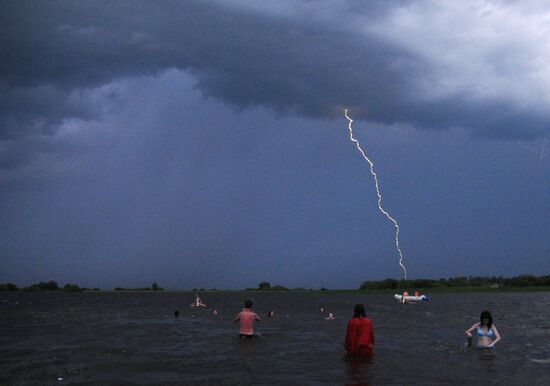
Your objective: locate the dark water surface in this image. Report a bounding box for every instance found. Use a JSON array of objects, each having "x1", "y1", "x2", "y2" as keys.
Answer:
[{"x1": 1, "y1": 291, "x2": 549, "y2": 385}]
